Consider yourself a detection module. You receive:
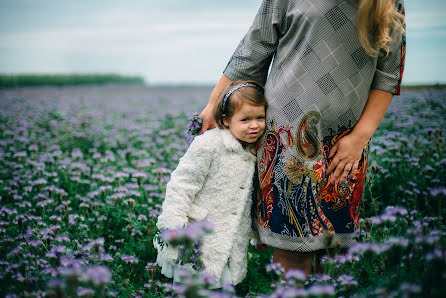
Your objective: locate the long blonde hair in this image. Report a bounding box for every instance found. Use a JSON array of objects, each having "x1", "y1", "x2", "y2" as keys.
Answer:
[{"x1": 357, "y1": 0, "x2": 405, "y2": 57}]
